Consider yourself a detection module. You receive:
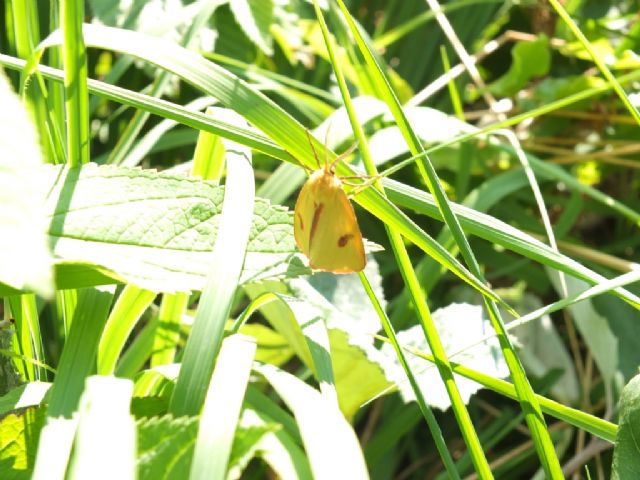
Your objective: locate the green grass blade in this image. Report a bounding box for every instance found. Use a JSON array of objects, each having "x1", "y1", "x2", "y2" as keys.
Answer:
[
  {"x1": 107, "y1": 1, "x2": 222, "y2": 166},
  {"x1": 60, "y1": 0, "x2": 89, "y2": 165},
  {"x1": 360, "y1": 273, "x2": 460, "y2": 479},
  {"x1": 315, "y1": 1, "x2": 482, "y2": 475},
  {"x1": 151, "y1": 293, "x2": 189, "y2": 367},
  {"x1": 189, "y1": 334, "x2": 256, "y2": 480},
  {"x1": 333, "y1": 1, "x2": 563, "y2": 476},
  {"x1": 169, "y1": 110, "x2": 254, "y2": 415}
]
